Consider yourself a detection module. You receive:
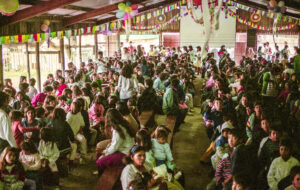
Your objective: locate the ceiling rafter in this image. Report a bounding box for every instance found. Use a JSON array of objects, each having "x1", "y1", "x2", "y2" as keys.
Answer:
[
  {"x1": 64, "y1": 0, "x2": 146, "y2": 26},
  {"x1": 96, "y1": 0, "x2": 180, "y2": 25},
  {"x1": 0, "y1": 0, "x2": 81, "y2": 26}
]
